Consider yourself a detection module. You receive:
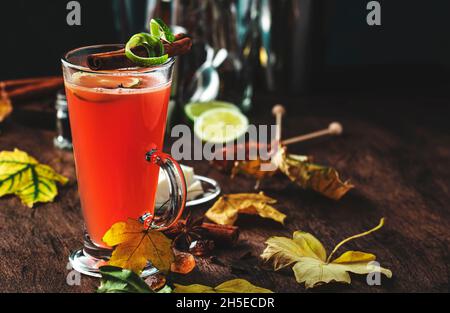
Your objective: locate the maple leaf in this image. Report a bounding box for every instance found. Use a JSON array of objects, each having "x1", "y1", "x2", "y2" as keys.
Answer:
[
  {"x1": 0, "y1": 149, "x2": 68, "y2": 207},
  {"x1": 261, "y1": 218, "x2": 392, "y2": 289},
  {"x1": 205, "y1": 192, "x2": 286, "y2": 226},
  {"x1": 103, "y1": 219, "x2": 174, "y2": 274},
  {"x1": 173, "y1": 279, "x2": 273, "y2": 293}
]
